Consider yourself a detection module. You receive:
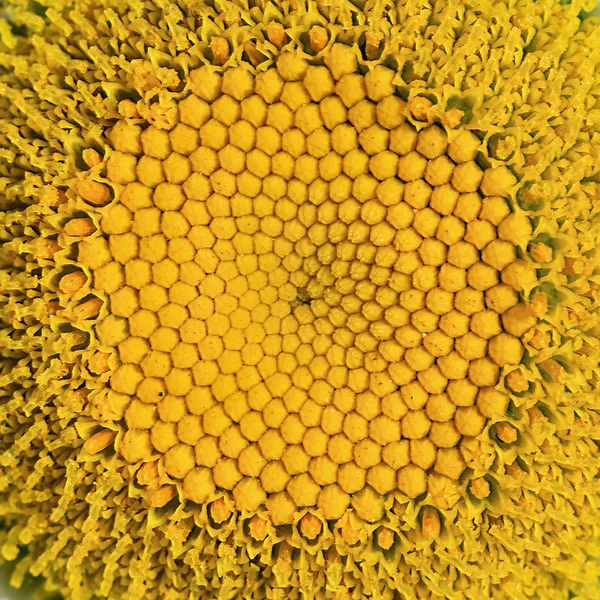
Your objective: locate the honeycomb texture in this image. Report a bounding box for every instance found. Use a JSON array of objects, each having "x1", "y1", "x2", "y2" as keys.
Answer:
[
  {"x1": 1, "y1": 0, "x2": 600, "y2": 599},
  {"x1": 97, "y1": 83, "x2": 526, "y2": 519}
]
